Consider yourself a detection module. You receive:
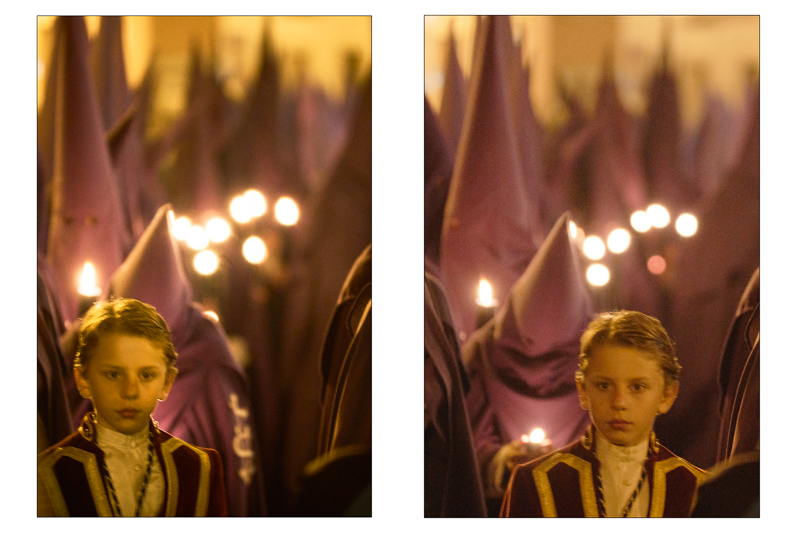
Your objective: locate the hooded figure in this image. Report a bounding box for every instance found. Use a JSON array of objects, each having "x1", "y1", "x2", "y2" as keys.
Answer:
[
  {"x1": 78, "y1": 204, "x2": 267, "y2": 516},
  {"x1": 293, "y1": 244, "x2": 372, "y2": 516},
  {"x1": 424, "y1": 272, "x2": 486, "y2": 517},
  {"x1": 440, "y1": 15, "x2": 537, "y2": 343},
  {"x1": 424, "y1": 96, "x2": 455, "y2": 268},
  {"x1": 44, "y1": 16, "x2": 131, "y2": 323},
  {"x1": 463, "y1": 212, "x2": 594, "y2": 509}
]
